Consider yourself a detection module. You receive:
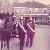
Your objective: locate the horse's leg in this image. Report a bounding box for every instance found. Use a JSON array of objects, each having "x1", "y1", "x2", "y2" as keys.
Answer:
[
  {"x1": 1, "y1": 40, "x2": 3, "y2": 50},
  {"x1": 4, "y1": 41, "x2": 6, "y2": 47},
  {"x1": 6, "y1": 40, "x2": 9, "y2": 50}
]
